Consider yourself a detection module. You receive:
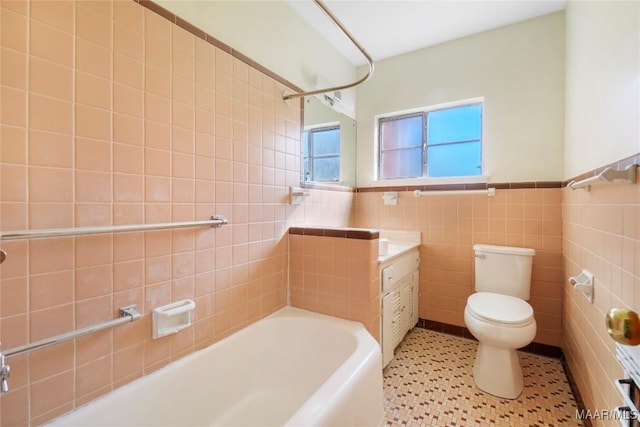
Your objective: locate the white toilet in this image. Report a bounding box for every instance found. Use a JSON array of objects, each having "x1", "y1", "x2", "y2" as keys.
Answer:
[{"x1": 464, "y1": 244, "x2": 536, "y2": 399}]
